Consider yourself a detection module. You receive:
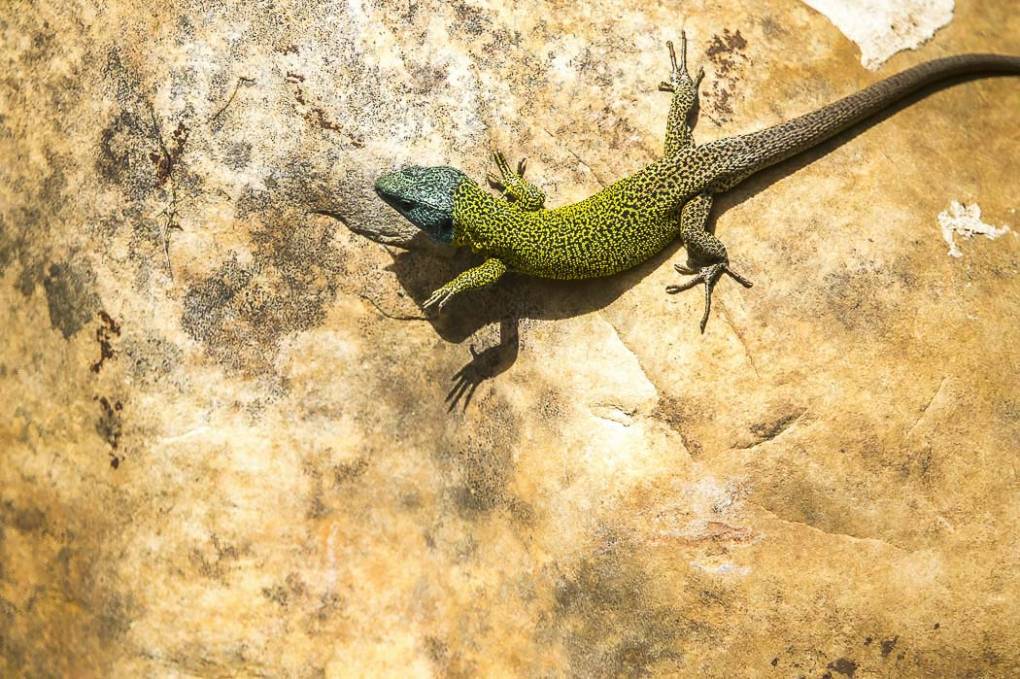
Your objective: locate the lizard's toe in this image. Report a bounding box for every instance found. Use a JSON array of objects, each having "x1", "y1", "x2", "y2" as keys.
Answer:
[
  {"x1": 422, "y1": 287, "x2": 453, "y2": 313},
  {"x1": 667, "y1": 262, "x2": 752, "y2": 333}
]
